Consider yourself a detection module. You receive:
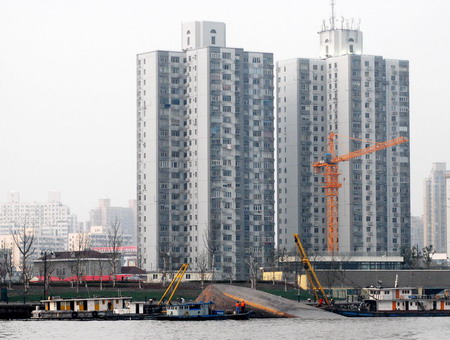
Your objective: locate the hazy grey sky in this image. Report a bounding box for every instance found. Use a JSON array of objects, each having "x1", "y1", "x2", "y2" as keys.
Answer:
[{"x1": 0, "y1": 0, "x2": 448, "y2": 220}]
